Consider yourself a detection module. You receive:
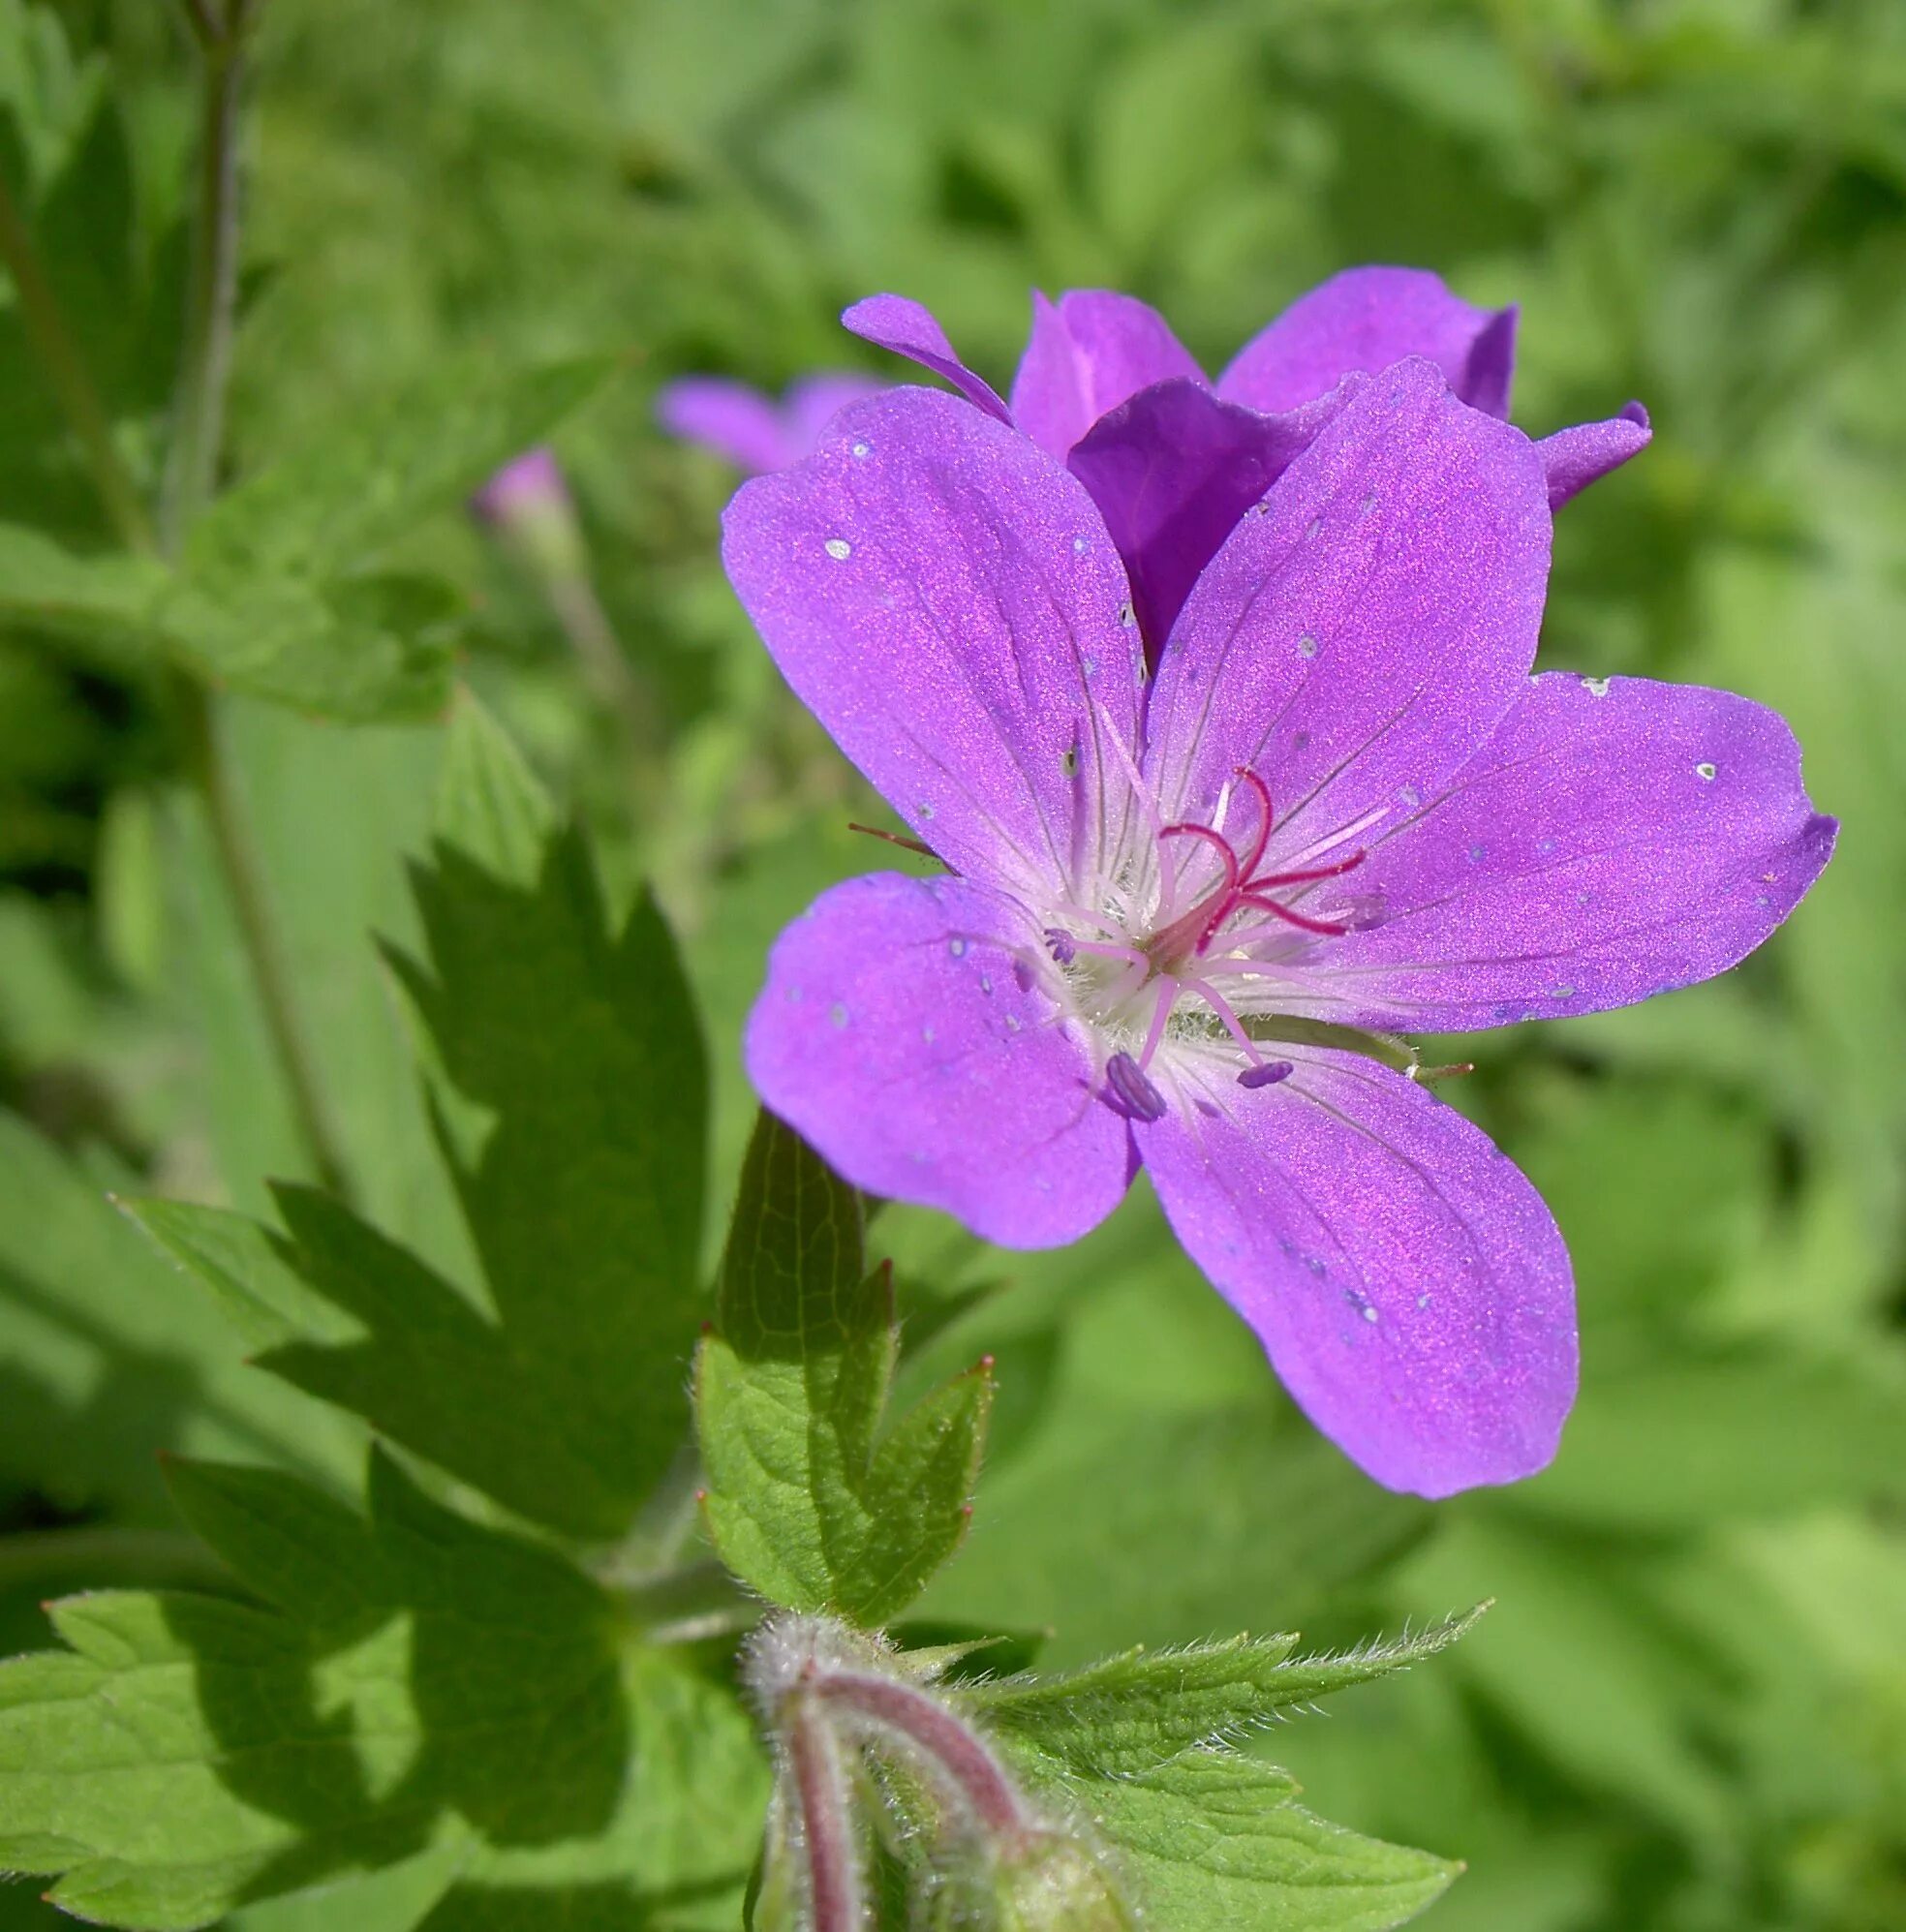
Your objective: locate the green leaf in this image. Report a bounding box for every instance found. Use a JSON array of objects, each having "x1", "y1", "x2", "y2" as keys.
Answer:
[
  {"x1": 0, "y1": 1110, "x2": 360, "y2": 1521},
  {"x1": 0, "y1": 1450, "x2": 765, "y2": 1931},
  {"x1": 0, "y1": 523, "x2": 165, "y2": 664},
  {"x1": 125, "y1": 695, "x2": 710, "y2": 1540},
  {"x1": 1075, "y1": 1752, "x2": 1458, "y2": 1932},
  {"x1": 696, "y1": 1111, "x2": 994, "y2": 1626},
  {"x1": 965, "y1": 1610, "x2": 1483, "y2": 1777},
  {"x1": 0, "y1": 358, "x2": 614, "y2": 718}
]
